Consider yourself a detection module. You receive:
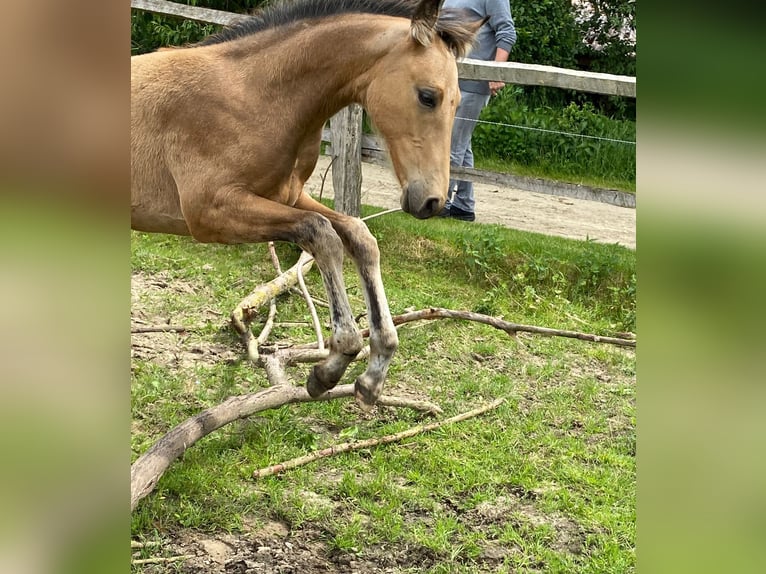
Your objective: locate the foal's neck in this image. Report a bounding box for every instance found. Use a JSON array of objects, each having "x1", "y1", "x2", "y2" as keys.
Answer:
[{"x1": 220, "y1": 16, "x2": 408, "y2": 121}]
